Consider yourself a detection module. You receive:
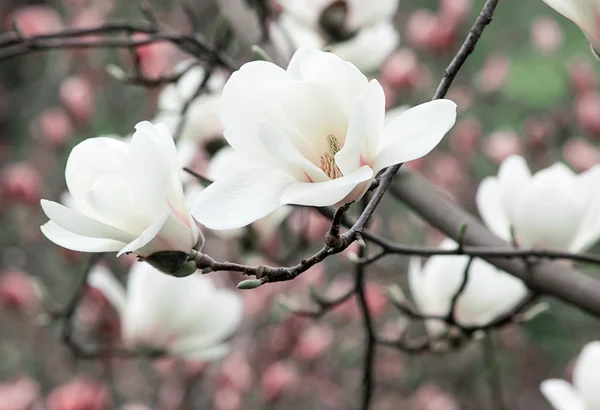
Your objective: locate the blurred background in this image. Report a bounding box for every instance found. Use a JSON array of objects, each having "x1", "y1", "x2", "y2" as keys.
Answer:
[{"x1": 0, "y1": 0, "x2": 599, "y2": 409}]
